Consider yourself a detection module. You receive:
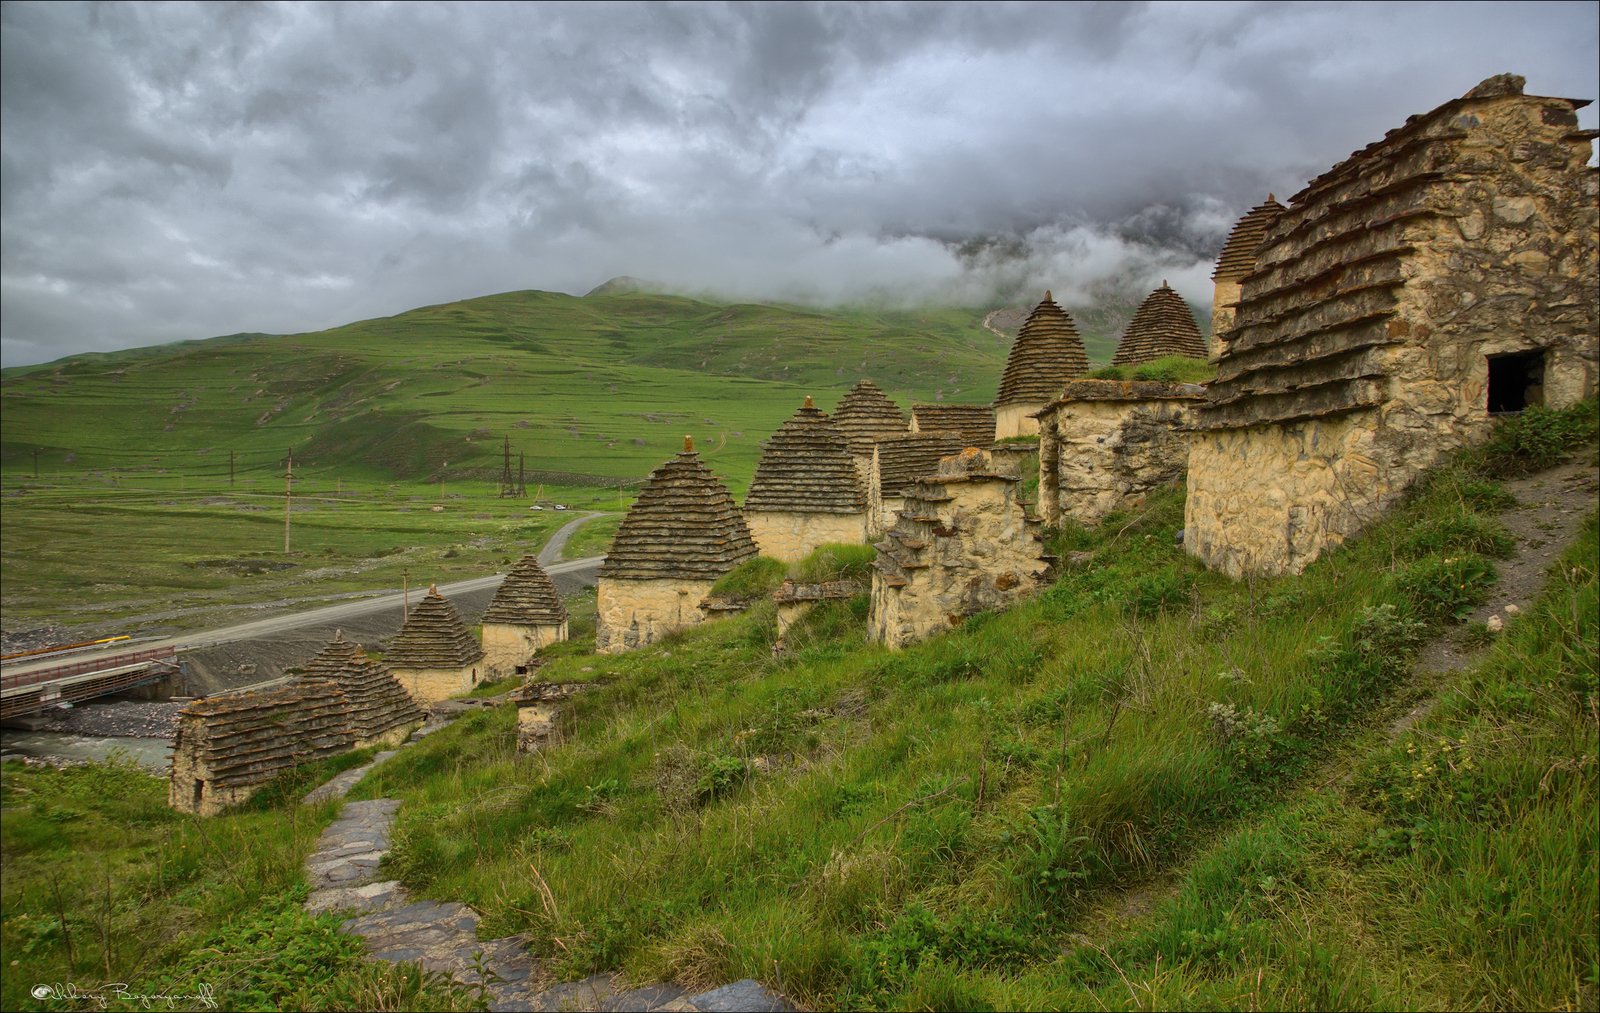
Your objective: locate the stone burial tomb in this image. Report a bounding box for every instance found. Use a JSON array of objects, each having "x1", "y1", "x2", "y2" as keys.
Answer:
[
  {"x1": 830, "y1": 377, "x2": 909, "y2": 484},
  {"x1": 301, "y1": 630, "x2": 424, "y2": 748},
  {"x1": 870, "y1": 447, "x2": 1053, "y2": 649},
  {"x1": 381, "y1": 585, "x2": 486, "y2": 703},
  {"x1": 742, "y1": 395, "x2": 869, "y2": 561},
  {"x1": 867, "y1": 431, "x2": 970, "y2": 535},
  {"x1": 1210, "y1": 195, "x2": 1287, "y2": 358},
  {"x1": 596, "y1": 436, "x2": 758, "y2": 654},
  {"x1": 169, "y1": 678, "x2": 355, "y2": 816},
  {"x1": 993, "y1": 291, "x2": 1091, "y2": 439},
  {"x1": 908, "y1": 402, "x2": 998, "y2": 444},
  {"x1": 480, "y1": 554, "x2": 570, "y2": 679},
  {"x1": 1036, "y1": 379, "x2": 1209, "y2": 527},
  {"x1": 1187, "y1": 73, "x2": 1598, "y2": 578},
  {"x1": 773, "y1": 579, "x2": 862, "y2": 641},
  {"x1": 1111, "y1": 281, "x2": 1210, "y2": 366}
]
